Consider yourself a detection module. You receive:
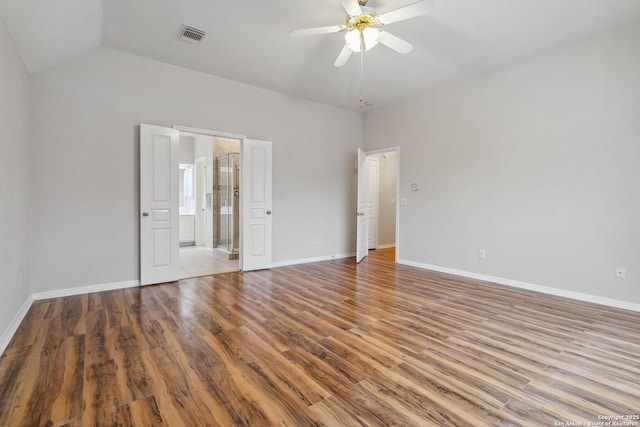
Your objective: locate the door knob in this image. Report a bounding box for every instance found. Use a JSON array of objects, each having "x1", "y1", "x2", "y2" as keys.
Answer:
[
  {"x1": 142, "y1": 212, "x2": 150, "y2": 217},
  {"x1": 266, "y1": 210, "x2": 272, "y2": 215}
]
